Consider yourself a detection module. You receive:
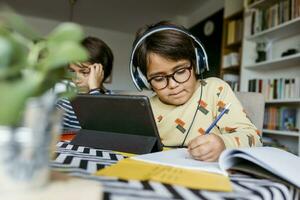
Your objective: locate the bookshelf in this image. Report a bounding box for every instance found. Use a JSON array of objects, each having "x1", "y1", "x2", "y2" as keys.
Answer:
[
  {"x1": 263, "y1": 129, "x2": 299, "y2": 137},
  {"x1": 247, "y1": 0, "x2": 279, "y2": 10},
  {"x1": 244, "y1": 52, "x2": 300, "y2": 69},
  {"x1": 263, "y1": 128, "x2": 300, "y2": 155},
  {"x1": 266, "y1": 98, "x2": 300, "y2": 104},
  {"x1": 241, "y1": 0, "x2": 300, "y2": 155},
  {"x1": 220, "y1": 10, "x2": 244, "y2": 91},
  {"x1": 246, "y1": 17, "x2": 300, "y2": 42}
]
